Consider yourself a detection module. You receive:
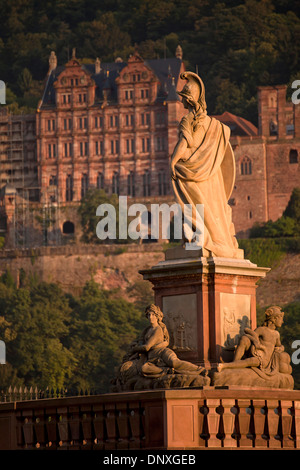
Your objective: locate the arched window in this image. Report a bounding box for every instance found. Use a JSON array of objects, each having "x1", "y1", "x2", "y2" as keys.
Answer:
[
  {"x1": 240, "y1": 156, "x2": 252, "y2": 175},
  {"x1": 63, "y1": 221, "x2": 75, "y2": 234},
  {"x1": 289, "y1": 149, "x2": 298, "y2": 164}
]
